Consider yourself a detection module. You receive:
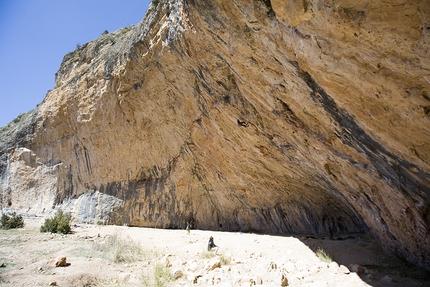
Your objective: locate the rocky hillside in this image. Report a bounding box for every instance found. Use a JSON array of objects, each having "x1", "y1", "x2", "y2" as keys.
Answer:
[{"x1": 1, "y1": 0, "x2": 429, "y2": 271}]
